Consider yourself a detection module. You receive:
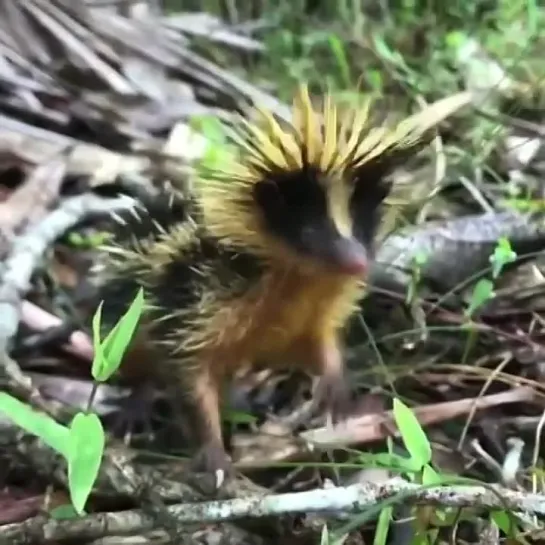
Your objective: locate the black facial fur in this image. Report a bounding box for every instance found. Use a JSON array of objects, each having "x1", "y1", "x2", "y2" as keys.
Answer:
[
  {"x1": 253, "y1": 163, "x2": 392, "y2": 262},
  {"x1": 349, "y1": 177, "x2": 391, "y2": 254},
  {"x1": 252, "y1": 167, "x2": 345, "y2": 261}
]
